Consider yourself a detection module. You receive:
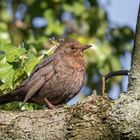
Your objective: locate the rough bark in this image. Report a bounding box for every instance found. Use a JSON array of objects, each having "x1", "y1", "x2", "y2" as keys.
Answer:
[
  {"x1": 128, "y1": 2, "x2": 140, "y2": 93},
  {"x1": 0, "y1": 94, "x2": 113, "y2": 140},
  {"x1": 0, "y1": 3, "x2": 140, "y2": 140}
]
